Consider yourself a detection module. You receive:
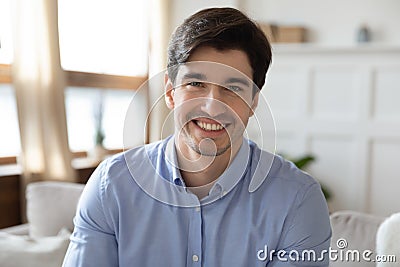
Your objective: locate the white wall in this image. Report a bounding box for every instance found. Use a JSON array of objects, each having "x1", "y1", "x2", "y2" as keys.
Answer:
[
  {"x1": 169, "y1": 0, "x2": 400, "y2": 46},
  {"x1": 257, "y1": 46, "x2": 400, "y2": 216},
  {"x1": 244, "y1": 0, "x2": 400, "y2": 45},
  {"x1": 168, "y1": 0, "x2": 239, "y2": 36}
]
